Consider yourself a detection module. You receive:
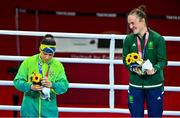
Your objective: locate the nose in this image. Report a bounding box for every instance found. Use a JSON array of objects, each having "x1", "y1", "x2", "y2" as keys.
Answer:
[
  {"x1": 46, "y1": 55, "x2": 50, "y2": 58},
  {"x1": 129, "y1": 24, "x2": 133, "y2": 29},
  {"x1": 45, "y1": 55, "x2": 51, "y2": 60}
]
